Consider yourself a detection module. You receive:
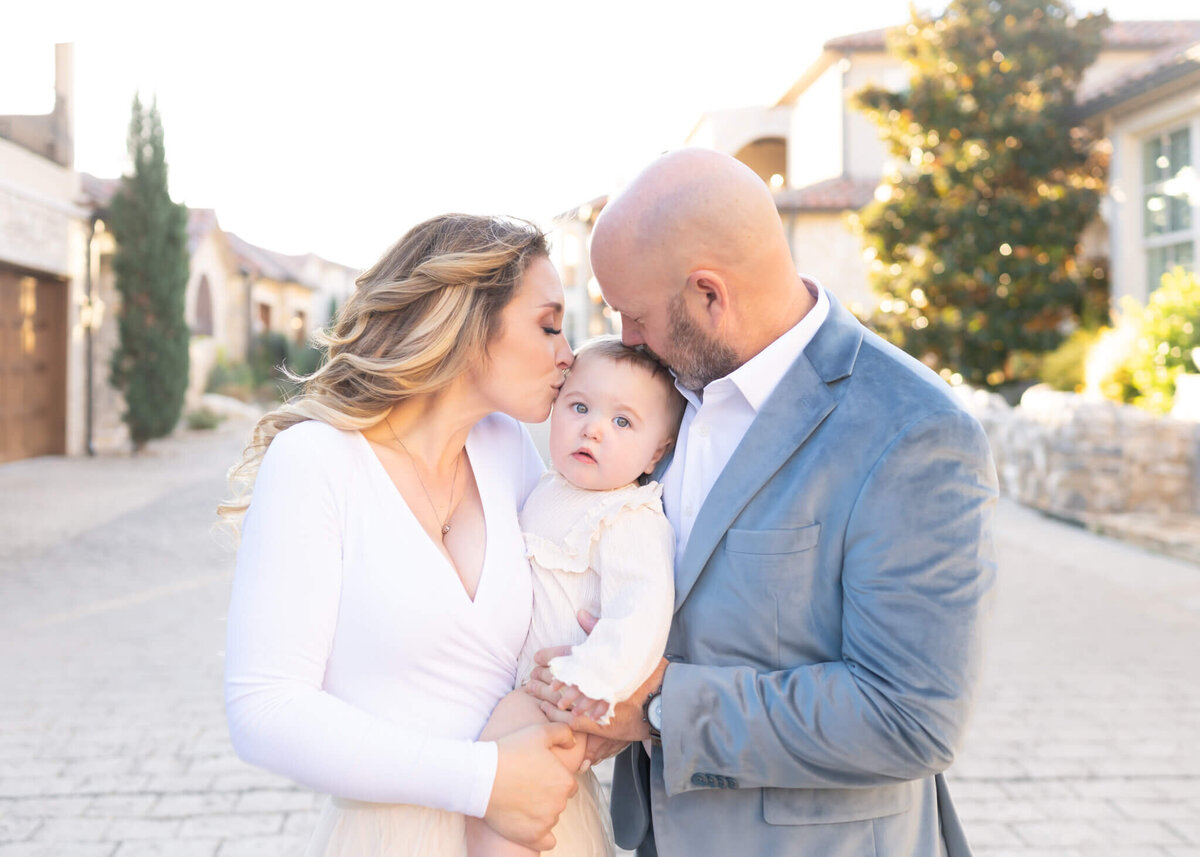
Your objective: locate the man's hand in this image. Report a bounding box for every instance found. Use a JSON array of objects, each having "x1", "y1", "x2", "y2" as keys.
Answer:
[
  {"x1": 484, "y1": 723, "x2": 579, "y2": 851},
  {"x1": 582, "y1": 733, "x2": 636, "y2": 768}
]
